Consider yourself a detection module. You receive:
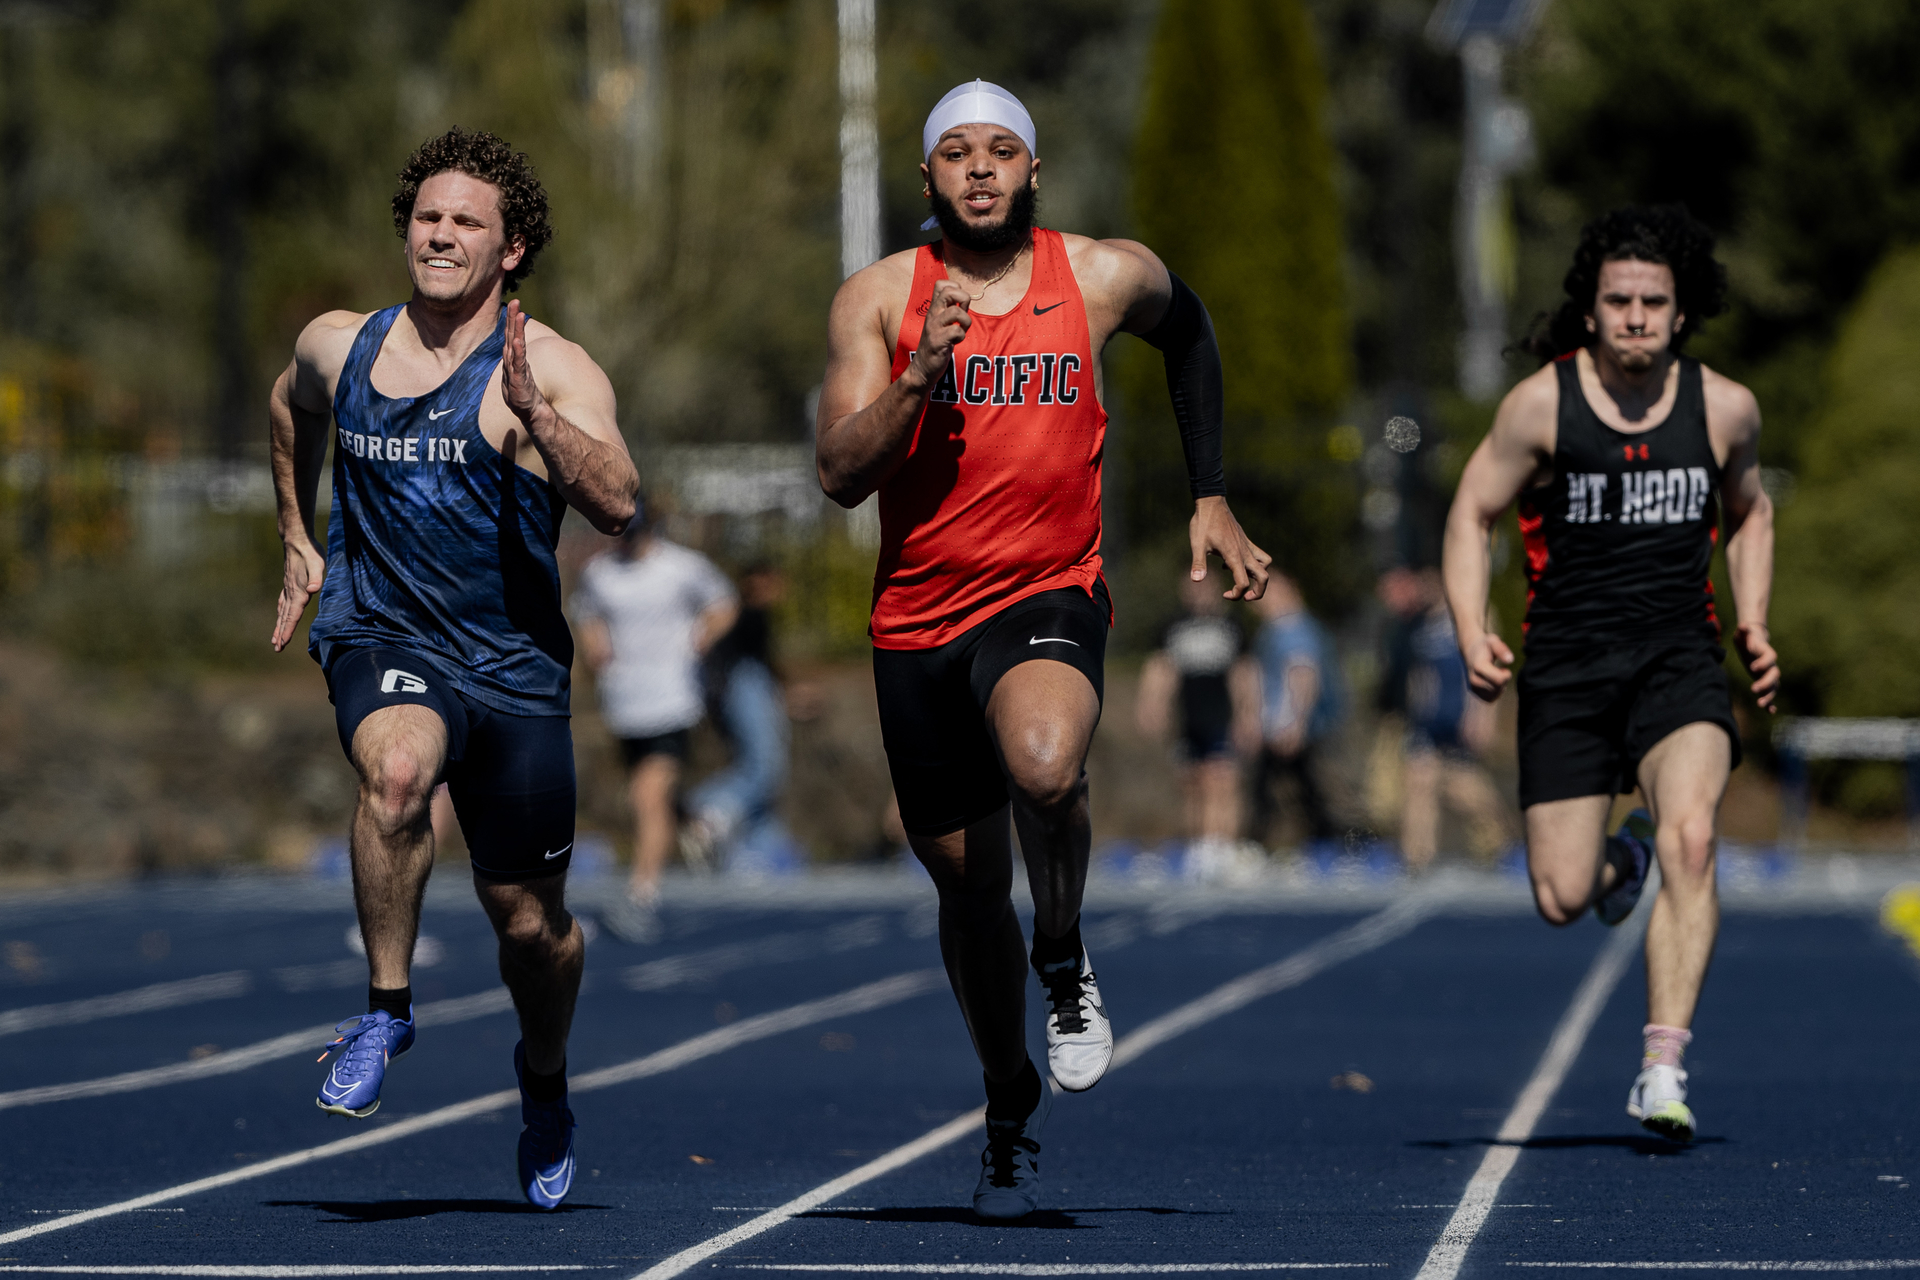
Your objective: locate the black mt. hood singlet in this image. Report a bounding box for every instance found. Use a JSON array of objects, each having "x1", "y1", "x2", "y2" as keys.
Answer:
[{"x1": 1517, "y1": 355, "x2": 1722, "y2": 649}]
